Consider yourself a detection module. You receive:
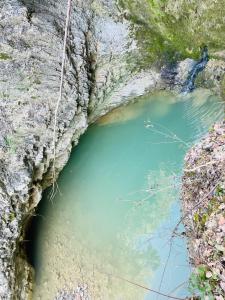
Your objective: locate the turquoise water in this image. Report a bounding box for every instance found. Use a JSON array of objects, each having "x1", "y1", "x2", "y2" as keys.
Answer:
[{"x1": 32, "y1": 89, "x2": 224, "y2": 299}]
